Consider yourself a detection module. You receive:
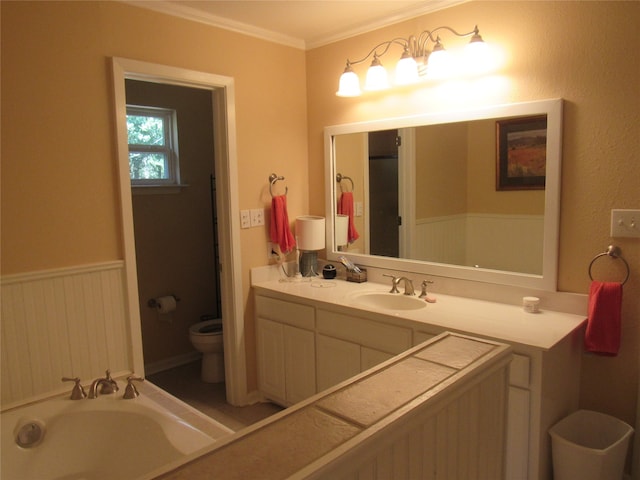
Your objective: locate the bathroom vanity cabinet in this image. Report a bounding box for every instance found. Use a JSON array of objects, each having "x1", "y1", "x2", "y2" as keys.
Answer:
[{"x1": 253, "y1": 279, "x2": 585, "y2": 480}]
